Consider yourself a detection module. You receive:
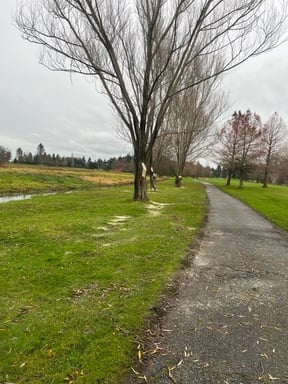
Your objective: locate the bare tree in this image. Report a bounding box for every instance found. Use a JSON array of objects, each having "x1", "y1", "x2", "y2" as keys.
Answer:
[
  {"x1": 262, "y1": 112, "x2": 287, "y2": 187},
  {"x1": 15, "y1": 0, "x2": 288, "y2": 200},
  {"x1": 277, "y1": 147, "x2": 288, "y2": 184},
  {"x1": 0, "y1": 146, "x2": 12, "y2": 165},
  {"x1": 216, "y1": 115, "x2": 242, "y2": 186},
  {"x1": 236, "y1": 111, "x2": 263, "y2": 188},
  {"x1": 159, "y1": 61, "x2": 226, "y2": 187}
]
